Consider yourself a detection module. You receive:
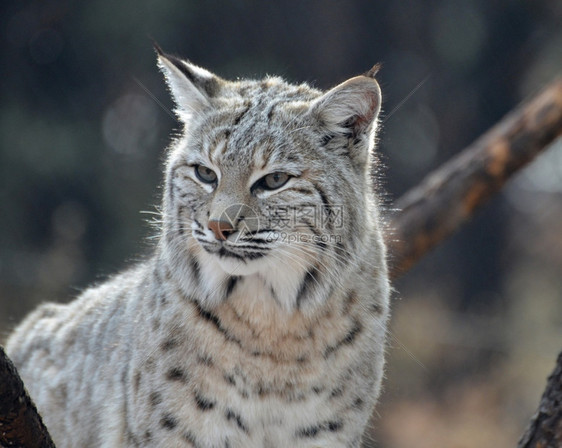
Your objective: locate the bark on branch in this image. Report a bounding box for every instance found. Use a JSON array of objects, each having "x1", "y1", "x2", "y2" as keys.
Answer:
[
  {"x1": 0, "y1": 346, "x2": 55, "y2": 448},
  {"x1": 1, "y1": 78, "x2": 561, "y2": 447},
  {"x1": 518, "y1": 352, "x2": 562, "y2": 448}
]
